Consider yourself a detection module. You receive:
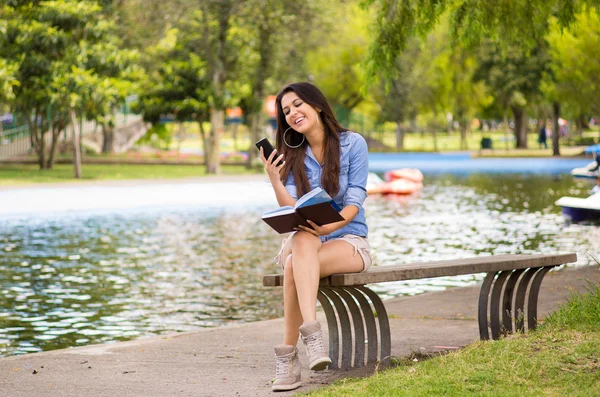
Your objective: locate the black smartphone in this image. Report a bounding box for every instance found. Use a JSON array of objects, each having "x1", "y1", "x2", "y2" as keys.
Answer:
[{"x1": 255, "y1": 138, "x2": 283, "y2": 166}]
